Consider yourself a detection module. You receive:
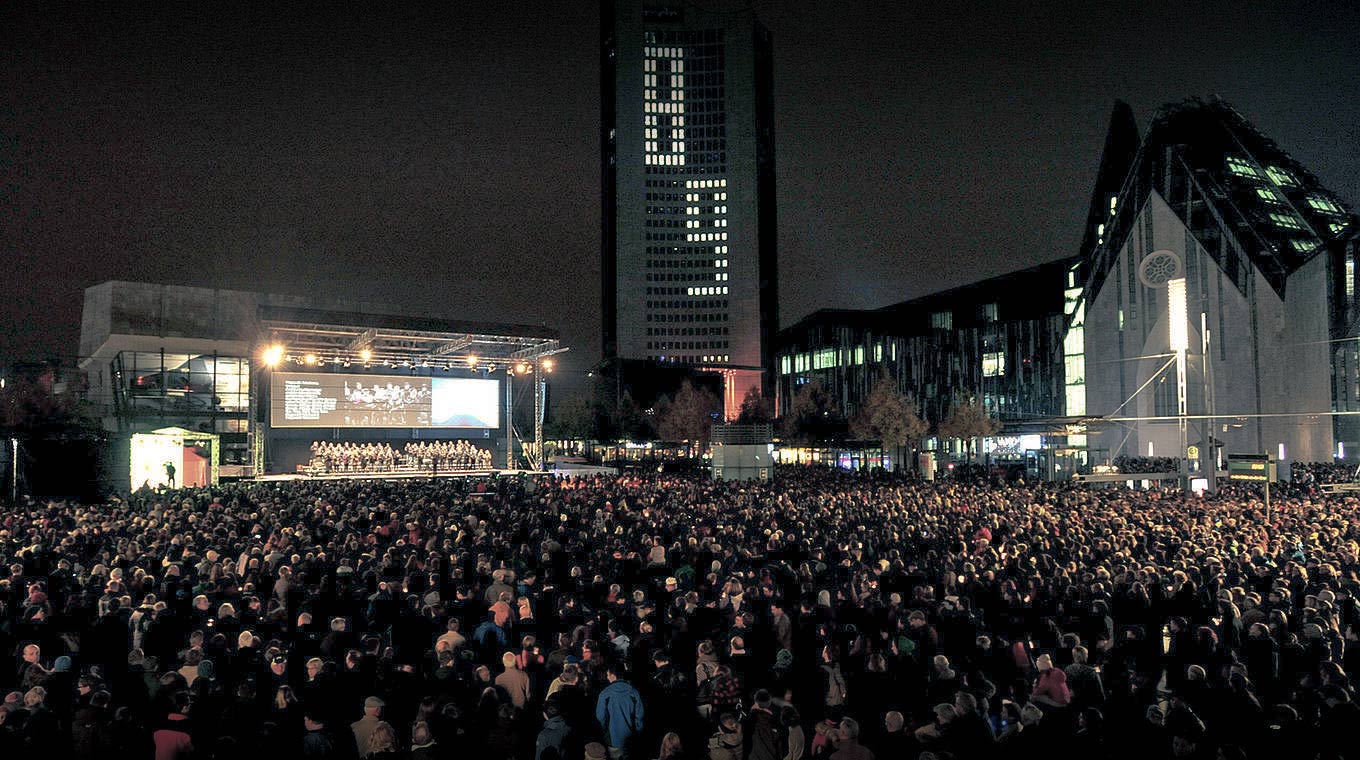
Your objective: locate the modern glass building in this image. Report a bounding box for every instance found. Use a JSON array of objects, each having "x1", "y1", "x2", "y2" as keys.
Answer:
[
  {"x1": 775, "y1": 256, "x2": 1079, "y2": 430},
  {"x1": 602, "y1": 0, "x2": 777, "y2": 418}
]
